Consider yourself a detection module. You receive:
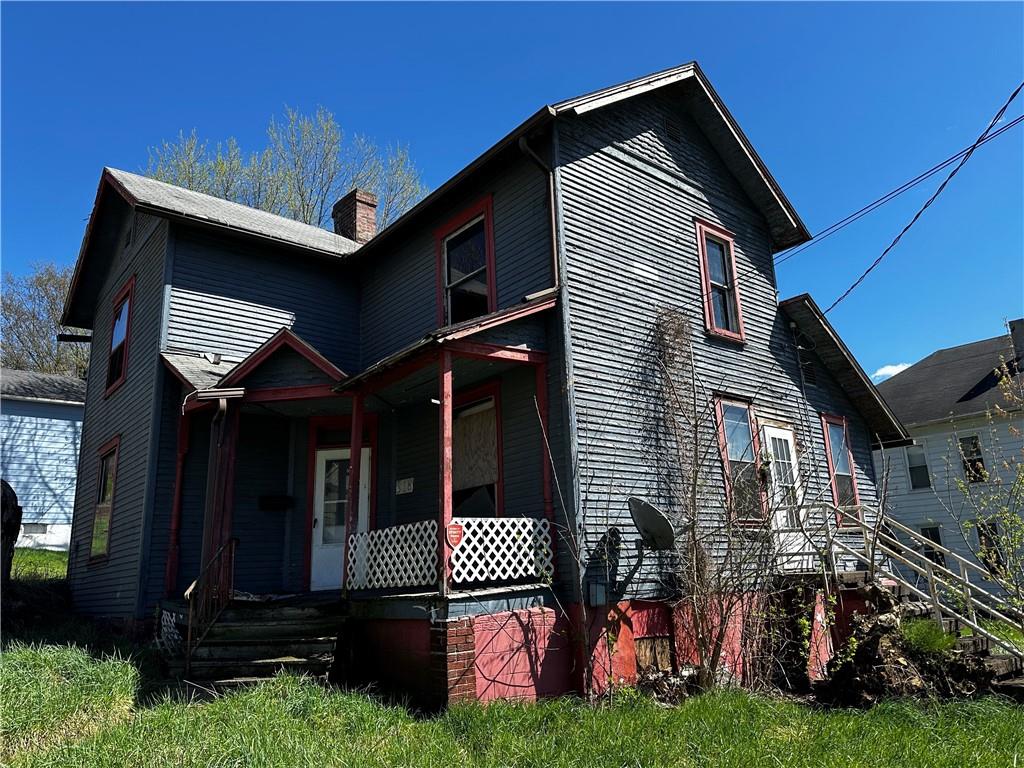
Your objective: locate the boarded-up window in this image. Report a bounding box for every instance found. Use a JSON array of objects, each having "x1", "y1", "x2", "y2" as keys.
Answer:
[
  {"x1": 453, "y1": 398, "x2": 497, "y2": 516},
  {"x1": 91, "y1": 441, "x2": 119, "y2": 559}
]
